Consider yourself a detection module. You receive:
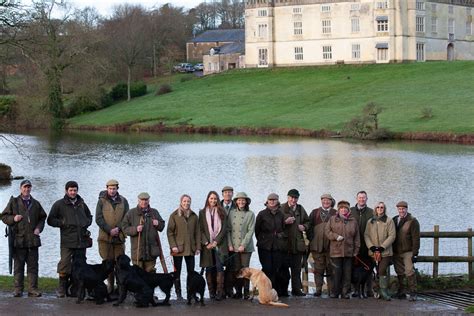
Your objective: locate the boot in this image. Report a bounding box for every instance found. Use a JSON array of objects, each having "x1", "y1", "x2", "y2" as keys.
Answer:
[
  {"x1": 407, "y1": 275, "x2": 417, "y2": 301},
  {"x1": 28, "y1": 273, "x2": 42, "y2": 297},
  {"x1": 326, "y1": 275, "x2": 334, "y2": 297},
  {"x1": 396, "y1": 275, "x2": 406, "y2": 299},
  {"x1": 233, "y1": 276, "x2": 243, "y2": 299},
  {"x1": 107, "y1": 273, "x2": 115, "y2": 294},
  {"x1": 313, "y1": 272, "x2": 323, "y2": 297},
  {"x1": 174, "y1": 279, "x2": 183, "y2": 300},
  {"x1": 216, "y1": 272, "x2": 225, "y2": 301},
  {"x1": 243, "y1": 279, "x2": 250, "y2": 300},
  {"x1": 379, "y1": 276, "x2": 391, "y2": 301},
  {"x1": 225, "y1": 270, "x2": 234, "y2": 298},
  {"x1": 13, "y1": 273, "x2": 24, "y2": 297},
  {"x1": 205, "y1": 271, "x2": 216, "y2": 299},
  {"x1": 57, "y1": 274, "x2": 68, "y2": 298}
]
